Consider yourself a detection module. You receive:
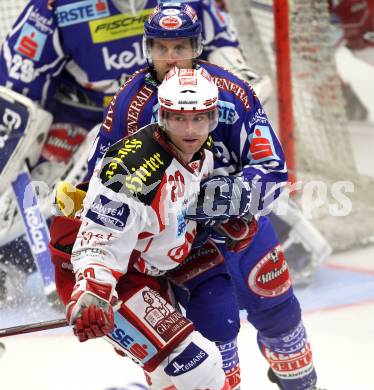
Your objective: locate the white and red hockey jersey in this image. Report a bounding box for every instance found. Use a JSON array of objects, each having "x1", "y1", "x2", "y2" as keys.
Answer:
[{"x1": 71, "y1": 123, "x2": 213, "y2": 281}]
